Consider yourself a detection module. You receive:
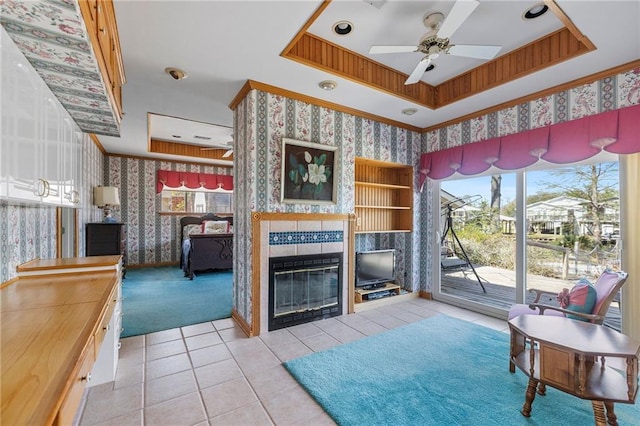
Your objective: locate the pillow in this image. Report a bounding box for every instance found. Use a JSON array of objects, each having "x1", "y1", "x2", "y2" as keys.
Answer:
[
  {"x1": 556, "y1": 278, "x2": 597, "y2": 321},
  {"x1": 182, "y1": 224, "x2": 202, "y2": 240},
  {"x1": 202, "y1": 220, "x2": 229, "y2": 234}
]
